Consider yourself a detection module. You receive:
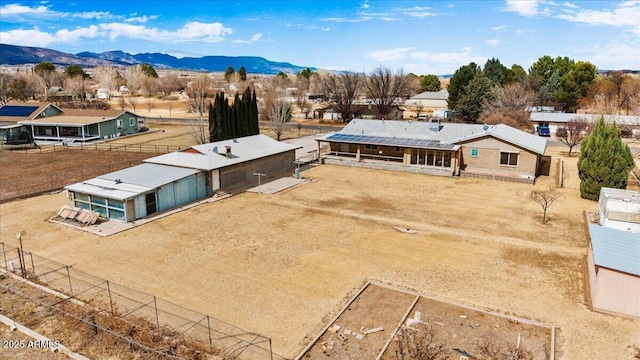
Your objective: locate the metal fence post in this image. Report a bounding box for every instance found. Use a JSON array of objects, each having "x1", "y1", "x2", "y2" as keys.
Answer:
[
  {"x1": 207, "y1": 315, "x2": 213, "y2": 352},
  {"x1": 66, "y1": 266, "x2": 73, "y2": 295},
  {"x1": 153, "y1": 296, "x2": 160, "y2": 328},
  {"x1": 29, "y1": 253, "x2": 35, "y2": 278},
  {"x1": 106, "y1": 280, "x2": 114, "y2": 315},
  {"x1": 1, "y1": 242, "x2": 7, "y2": 271}
]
